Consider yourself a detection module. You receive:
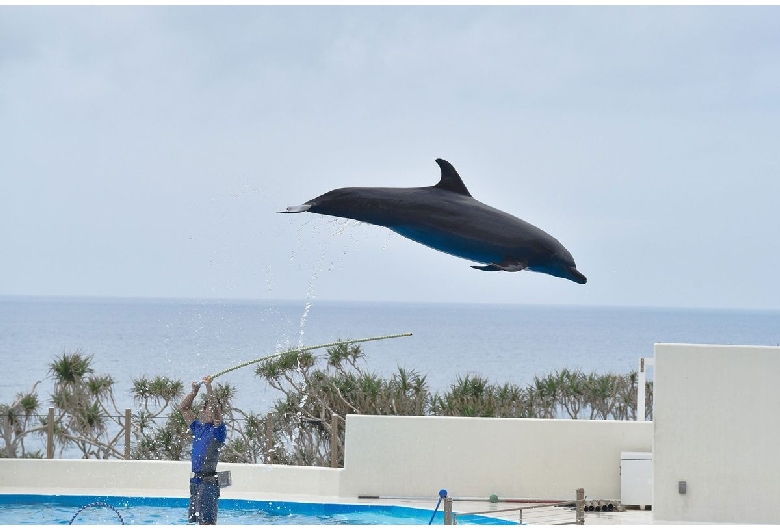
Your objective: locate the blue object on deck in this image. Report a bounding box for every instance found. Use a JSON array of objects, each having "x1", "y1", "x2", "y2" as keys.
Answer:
[{"x1": 428, "y1": 488, "x2": 449, "y2": 525}]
